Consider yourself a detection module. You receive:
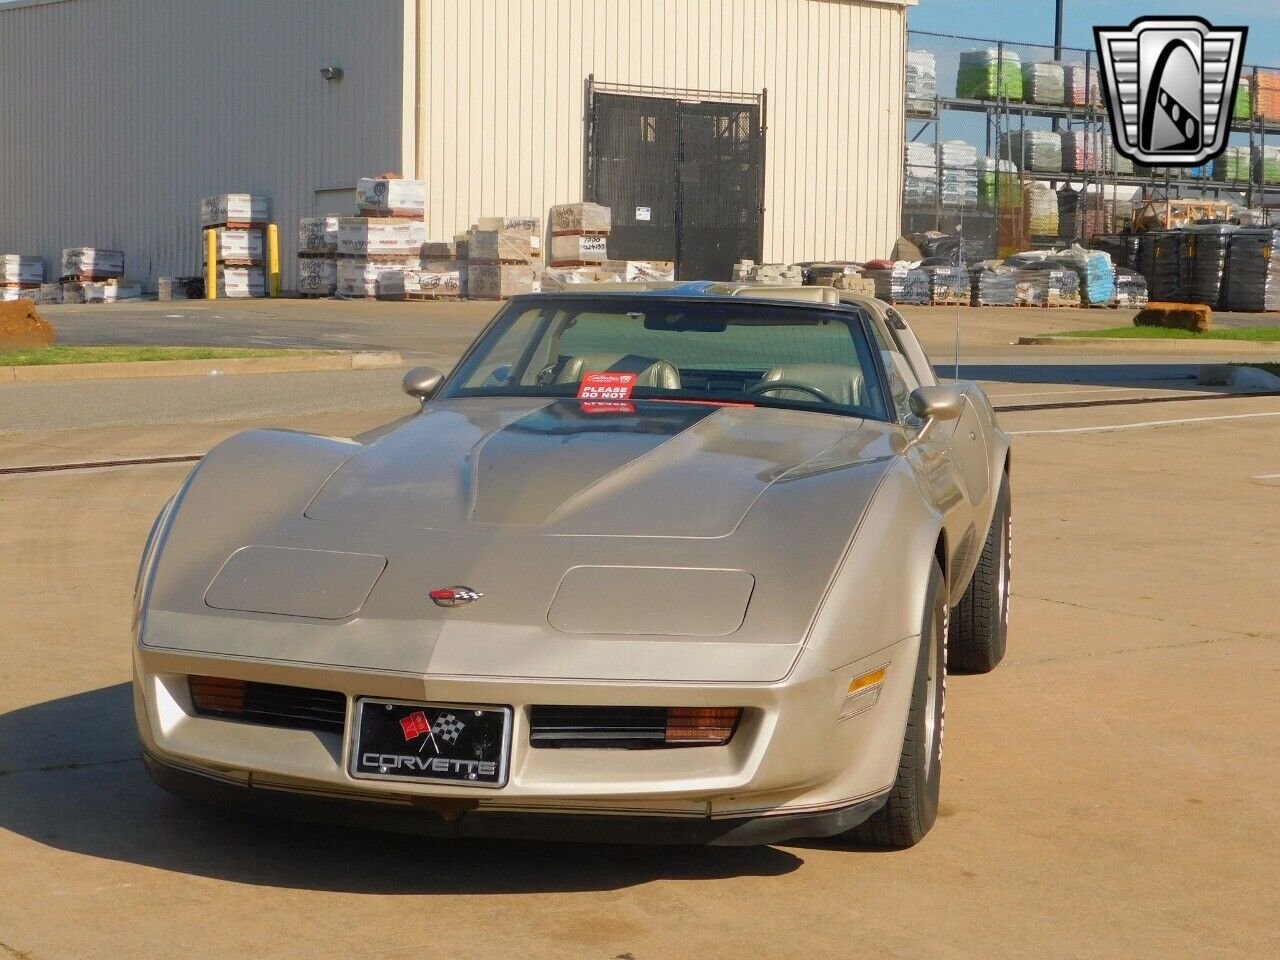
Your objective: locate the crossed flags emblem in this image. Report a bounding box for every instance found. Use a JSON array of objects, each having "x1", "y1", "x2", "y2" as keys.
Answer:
[{"x1": 399, "y1": 710, "x2": 466, "y2": 753}]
